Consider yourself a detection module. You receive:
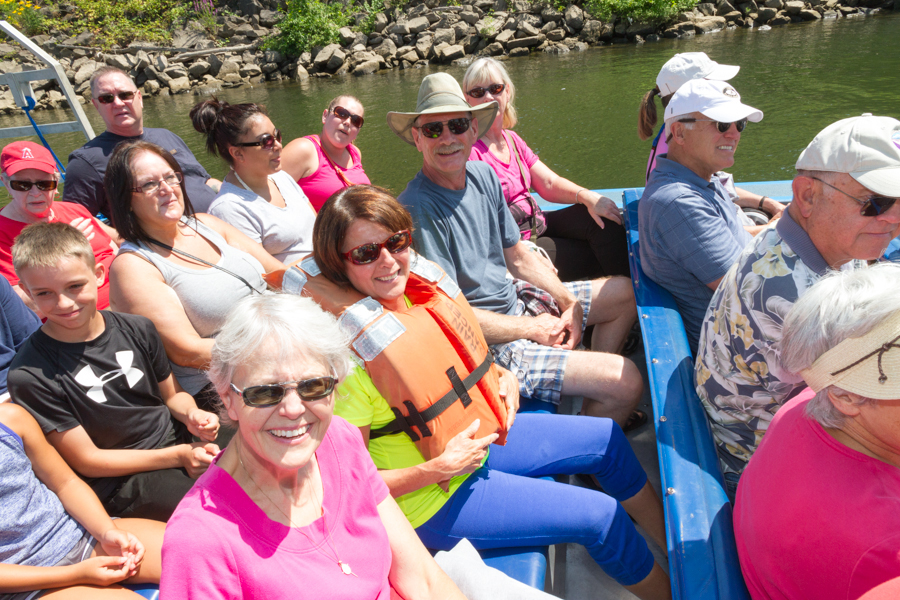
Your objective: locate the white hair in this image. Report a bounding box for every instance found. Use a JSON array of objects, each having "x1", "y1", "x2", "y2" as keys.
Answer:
[
  {"x1": 208, "y1": 292, "x2": 352, "y2": 427},
  {"x1": 780, "y1": 263, "x2": 900, "y2": 427}
]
